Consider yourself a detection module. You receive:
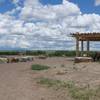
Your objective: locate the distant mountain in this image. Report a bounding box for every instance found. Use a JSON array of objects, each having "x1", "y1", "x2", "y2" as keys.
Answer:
[{"x1": 0, "y1": 47, "x2": 26, "y2": 51}]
